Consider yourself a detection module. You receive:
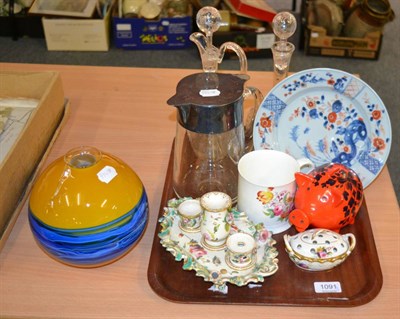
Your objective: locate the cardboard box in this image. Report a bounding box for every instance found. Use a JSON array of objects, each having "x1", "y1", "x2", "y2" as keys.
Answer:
[
  {"x1": 112, "y1": 14, "x2": 192, "y2": 50},
  {"x1": 305, "y1": 25, "x2": 382, "y2": 60},
  {"x1": 0, "y1": 71, "x2": 66, "y2": 250},
  {"x1": 42, "y1": 5, "x2": 112, "y2": 51}
]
